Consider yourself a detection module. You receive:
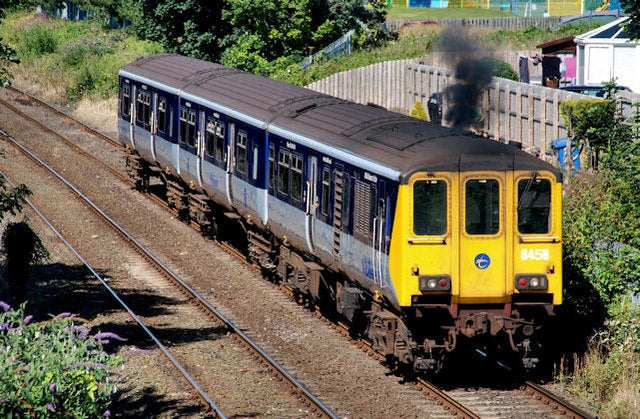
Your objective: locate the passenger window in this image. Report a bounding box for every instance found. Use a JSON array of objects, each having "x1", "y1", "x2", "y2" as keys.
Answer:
[
  {"x1": 187, "y1": 111, "x2": 196, "y2": 147},
  {"x1": 157, "y1": 98, "x2": 167, "y2": 133},
  {"x1": 205, "y1": 119, "x2": 216, "y2": 156},
  {"x1": 413, "y1": 180, "x2": 447, "y2": 235},
  {"x1": 465, "y1": 179, "x2": 499, "y2": 235},
  {"x1": 122, "y1": 84, "x2": 130, "y2": 117},
  {"x1": 278, "y1": 150, "x2": 290, "y2": 195},
  {"x1": 291, "y1": 154, "x2": 303, "y2": 201},
  {"x1": 321, "y1": 168, "x2": 330, "y2": 215},
  {"x1": 341, "y1": 173, "x2": 351, "y2": 232},
  {"x1": 179, "y1": 108, "x2": 196, "y2": 146},
  {"x1": 136, "y1": 90, "x2": 151, "y2": 125},
  {"x1": 268, "y1": 146, "x2": 275, "y2": 189},
  {"x1": 215, "y1": 121, "x2": 225, "y2": 162},
  {"x1": 517, "y1": 177, "x2": 551, "y2": 234},
  {"x1": 237, "y1": 132, "x2": 247, "y2": 173}
]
